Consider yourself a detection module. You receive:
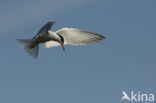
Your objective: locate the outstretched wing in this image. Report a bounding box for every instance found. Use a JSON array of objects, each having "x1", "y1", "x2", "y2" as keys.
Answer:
[
  {"x1": 56, "y1": 28, "x2": 105, "y2": 46},
  {"x1": 33, "y1": 21, "x2": 55, "y2": 40}
]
